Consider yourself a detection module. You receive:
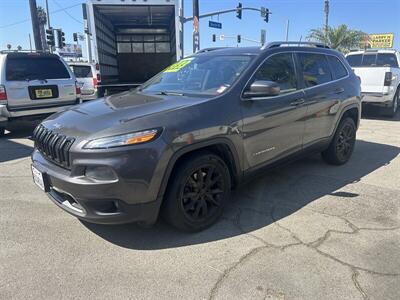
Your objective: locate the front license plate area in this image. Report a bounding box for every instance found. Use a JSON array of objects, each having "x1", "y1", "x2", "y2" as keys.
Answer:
[{"x1": 31, "y1": 165, "x2": 49, "y2": 192}]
